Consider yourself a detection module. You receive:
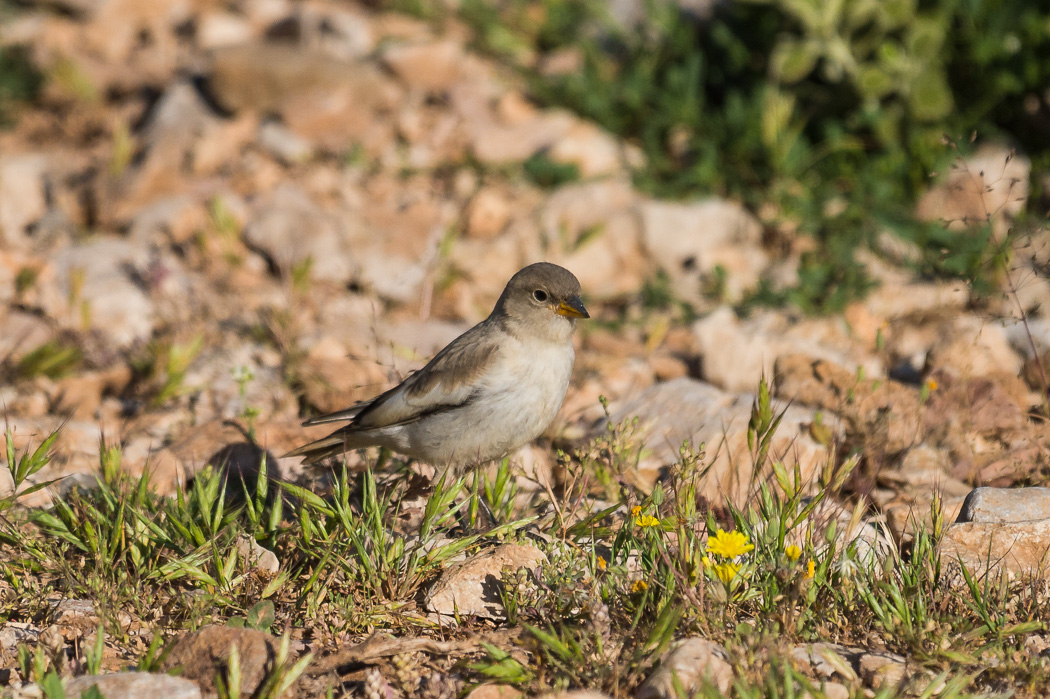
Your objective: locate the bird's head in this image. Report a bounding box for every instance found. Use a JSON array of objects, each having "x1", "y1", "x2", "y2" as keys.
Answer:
[{"x1": 494, "y1": 262, "x2": 589, "y2": 343}]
